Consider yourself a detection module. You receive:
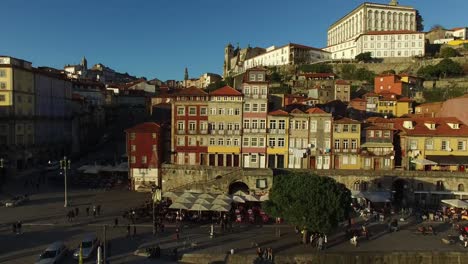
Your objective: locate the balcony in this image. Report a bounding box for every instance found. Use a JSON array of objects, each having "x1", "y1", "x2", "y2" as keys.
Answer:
[
  {"x1": 188, "y1": 130, "x2": 196, "y2": 135},
  {"x1": 234, "y1": 130, "x2": 241, "y2": 135},
  {"x1": 251, "y1": 128, "x2": 259, "y2": 133},
  {"x1": 227, "y1": 130, "x2": 233, "y2": 135},
  {"x1": 278, "y1": 129, "x2": 287, "y2": 134},
  {"x1": 259, "y1": 129, "x2": 266, "y2": 133},
  {"x1": 177, "y1": 130, "x2": 185, "y2": 135},
  {"x1": 210, "y1": 130, "x2": 216, "y2": 135},
  {"x1": 243, "y1": 128, "x2": 251, "y2": 133},
  {"x1": 252, "y1": 94, "x2": 259, "y2": 99},
  {"x1": 200, "y1": 130, "x2": 208, "y2": 134},
  {"x1": 218, "y1": 130, "x2": 225, "y2": 135}
]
